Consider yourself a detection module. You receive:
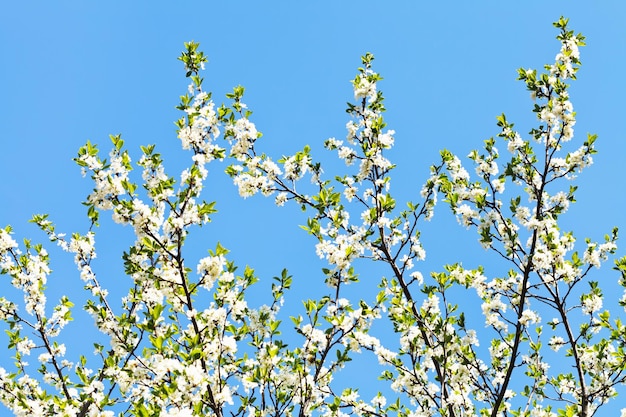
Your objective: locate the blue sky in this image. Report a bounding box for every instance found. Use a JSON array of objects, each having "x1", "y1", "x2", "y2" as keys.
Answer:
[{"x1": 1, "y1": 1, "x2": 626, "y2": 415}]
